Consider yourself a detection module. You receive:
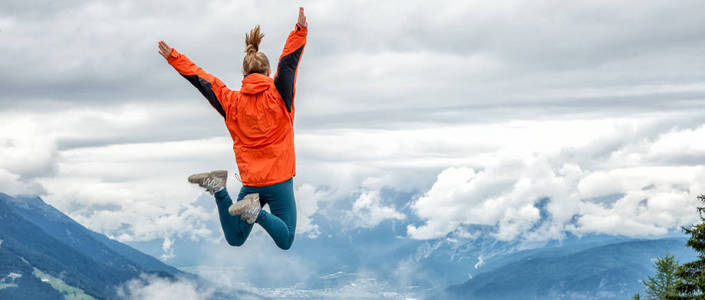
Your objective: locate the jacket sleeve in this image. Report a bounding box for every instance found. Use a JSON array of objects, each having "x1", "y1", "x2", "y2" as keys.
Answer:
[
  {"x1": 273, "y1": 24, "x2": 307, "y2": 113},
  {"x1": 167, "y1": 49, "x2": 236, "y2": 118}
]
